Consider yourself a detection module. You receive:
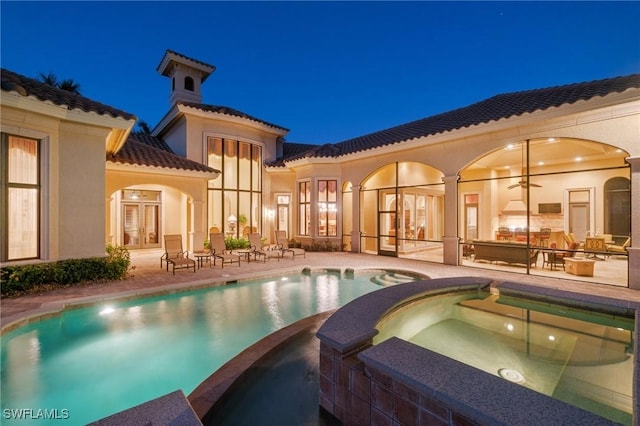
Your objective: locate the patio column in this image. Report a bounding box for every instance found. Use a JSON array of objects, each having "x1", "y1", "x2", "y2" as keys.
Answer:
[
  {"x1": 189, "y1": 199, "x2": 206, "y2": 252},
  {"x1": 442, "y1": 174, "x2": 460, "y2": 265},
  {"x1": 626, "y1": 156, "x2": 640, "y2": 289},
  {"x1": 351, "y1": 185, "x2": 361, "y2": 253}
]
